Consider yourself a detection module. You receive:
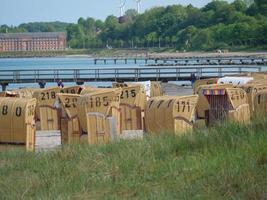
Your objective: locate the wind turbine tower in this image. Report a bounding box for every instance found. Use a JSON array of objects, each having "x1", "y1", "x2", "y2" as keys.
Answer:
[
  {"x1": 119, "y1": 0, "x2": 126, "y2": 17},
  {"x1": 134, "y1": 0, "x2": 142, "y2": 14}
]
